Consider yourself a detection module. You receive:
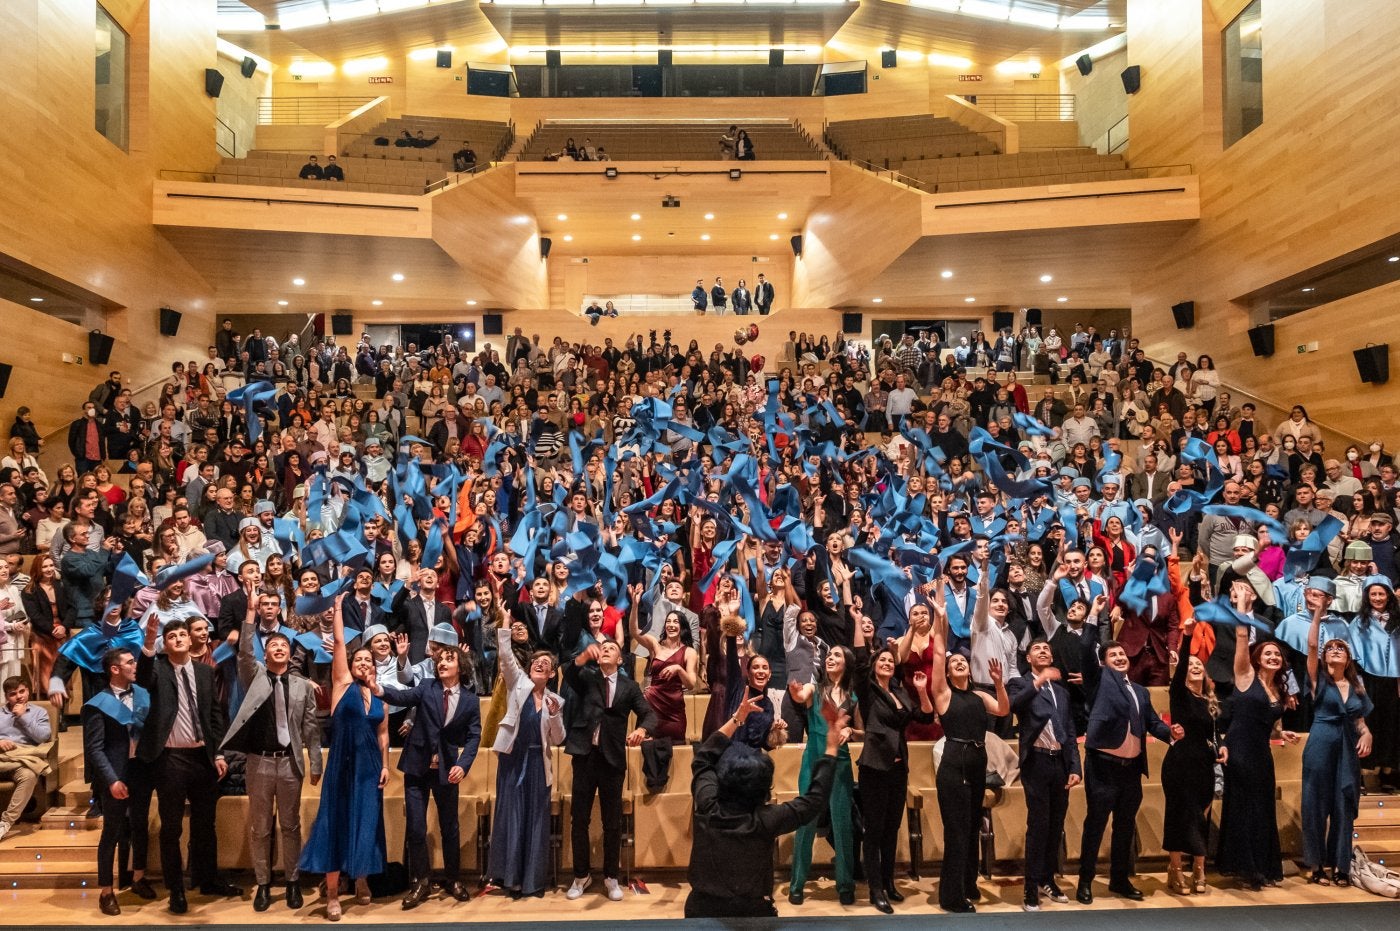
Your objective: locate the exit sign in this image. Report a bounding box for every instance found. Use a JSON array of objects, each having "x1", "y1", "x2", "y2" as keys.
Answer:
[
  {"x1": 958, "y1": 74, "x2": 983, "y2": 82},
  {"x1": 368, "y1": 76, "x2": 394, "y2": 84}
]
